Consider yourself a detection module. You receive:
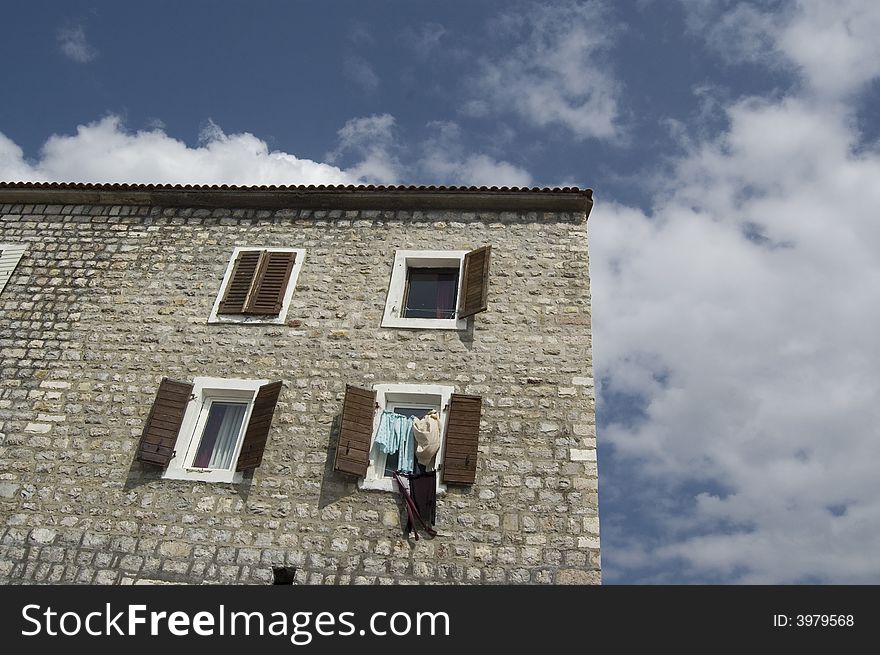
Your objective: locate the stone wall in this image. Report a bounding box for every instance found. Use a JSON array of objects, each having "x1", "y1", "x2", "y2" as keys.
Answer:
[{"x1": 0, "y1": 199, "x2": 598, "y2": 585}]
